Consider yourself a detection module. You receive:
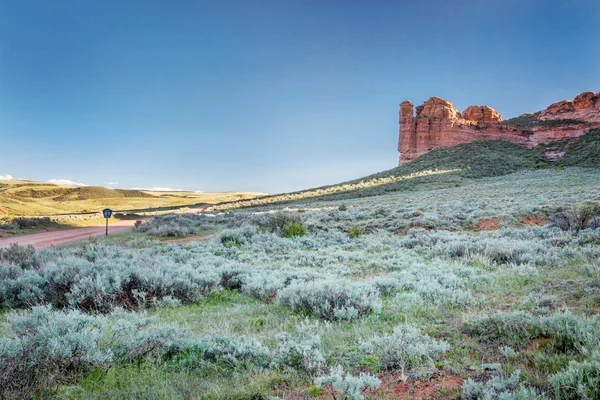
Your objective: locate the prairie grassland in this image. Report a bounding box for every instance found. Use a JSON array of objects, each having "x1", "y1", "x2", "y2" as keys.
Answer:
[
  {"x1": 1, "y1": 167, "x2": 599, "y2": 399},
  {"x1": 0, "y1": 179, "x2": 264, "y2": 216}
]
